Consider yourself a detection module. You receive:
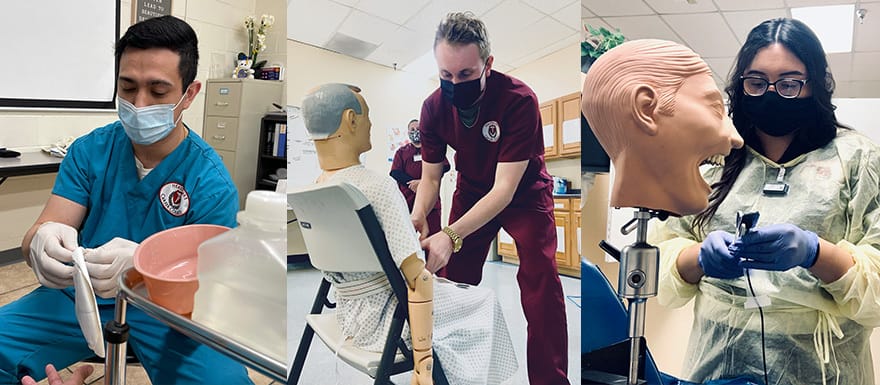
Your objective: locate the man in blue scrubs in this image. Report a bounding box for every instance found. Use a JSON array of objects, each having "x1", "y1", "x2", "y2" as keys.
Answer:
[{"x1": 0, "y1": 16, "x2": 251, "y2": 385}]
